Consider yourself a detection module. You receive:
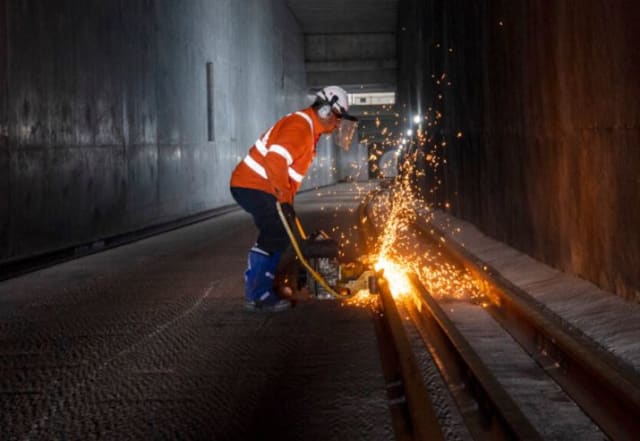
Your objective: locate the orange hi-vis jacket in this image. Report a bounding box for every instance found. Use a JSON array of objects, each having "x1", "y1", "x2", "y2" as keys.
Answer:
[{"x1": 230, "y1": 107, "x2": 324, "y2": 204}]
